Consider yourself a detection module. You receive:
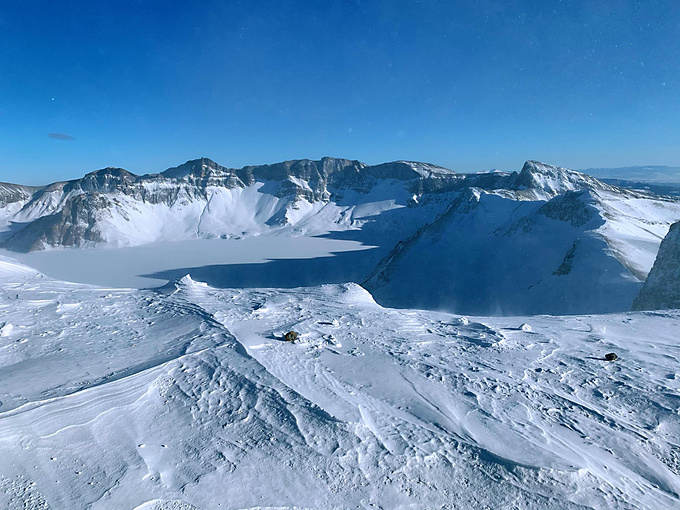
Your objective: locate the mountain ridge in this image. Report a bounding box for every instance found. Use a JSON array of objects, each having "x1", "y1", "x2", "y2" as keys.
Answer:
[
  {"x1": 0, "y1": 157, "x2": 617, "y2": 254},
  {"x1": 2, "y1": 157, "x2": 679, "y2": 315}
]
